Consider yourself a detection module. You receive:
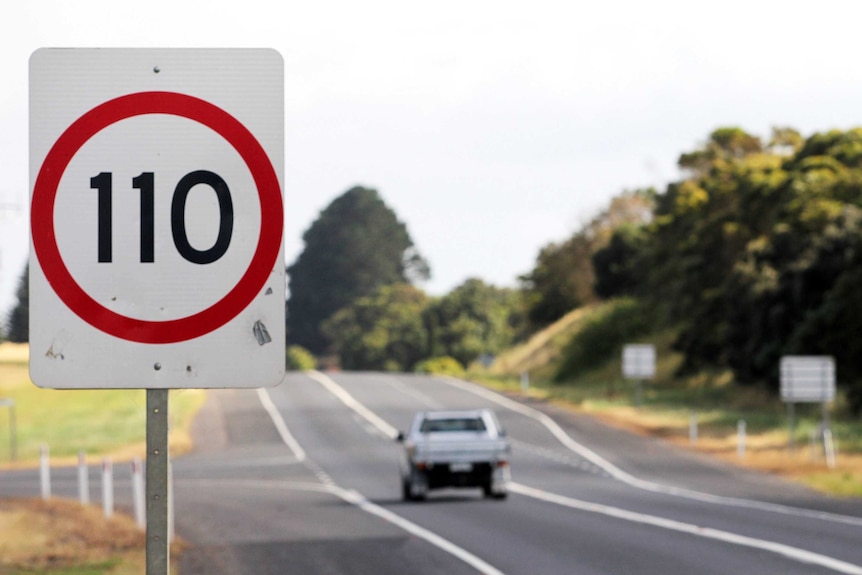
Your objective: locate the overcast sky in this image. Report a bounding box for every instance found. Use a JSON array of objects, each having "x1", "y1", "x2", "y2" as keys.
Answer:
[{"x1": 3, "y1": 1, "x2": 862, "y2": 315}]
